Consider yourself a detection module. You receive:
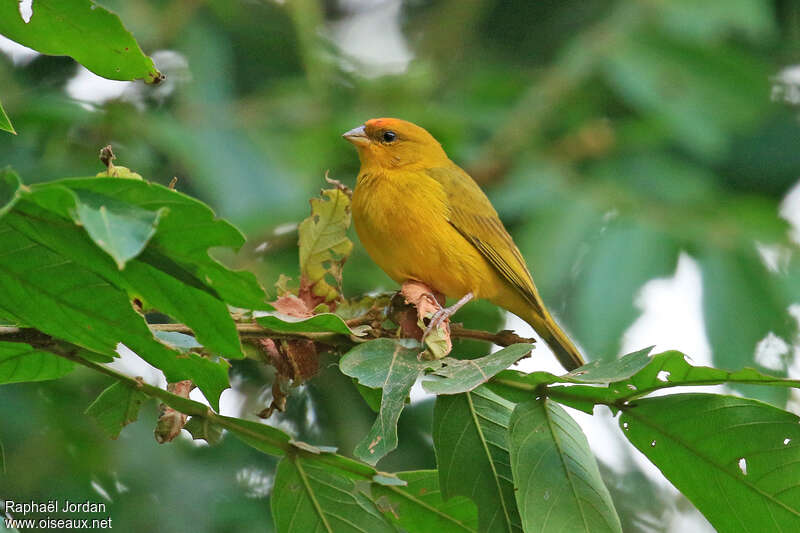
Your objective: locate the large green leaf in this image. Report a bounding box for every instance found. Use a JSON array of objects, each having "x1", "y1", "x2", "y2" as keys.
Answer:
[
  {"x1": 620, "y1": 393, "x2": 800, "y2": 531},
  {"x1": 509, "y1": 399, "x2": 621, "y2": 533},
  {"x1": 0, "y1": 99, "x2": 14, "y2": 135},
  {"x1": 271, "y1": 455, "x2": 396, "y2": 533},
  {"x1": 6, "y1": 199, "x2": 245, "y2": 360},
  {"x1": 0, "y1": 341, "x2": 75, "y2": 384},
  {"x1": 372, "y1": 470, "x2": 479, "y2": 532},
  {"x1": 0, "y1": 218, "x2": 229, "y2": 408},
  {"x1": 85, "y1": 382, "x2": 148, "y2": 439},
  {"x1": 28, "y1": 178, "x2": 268, "y2": 309},
  {"x1": 422, "y1": 343, "x2": 533, "y2": 394},
  {"x1": 434, "y1": 386, "x2": 522, "y2": 533},
  {"x1": 340, "y1": 338, "x2": 437, "y2": 464},
  {"x1": 0, "y1": 0, "x2": 162, "y2": 83}
]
